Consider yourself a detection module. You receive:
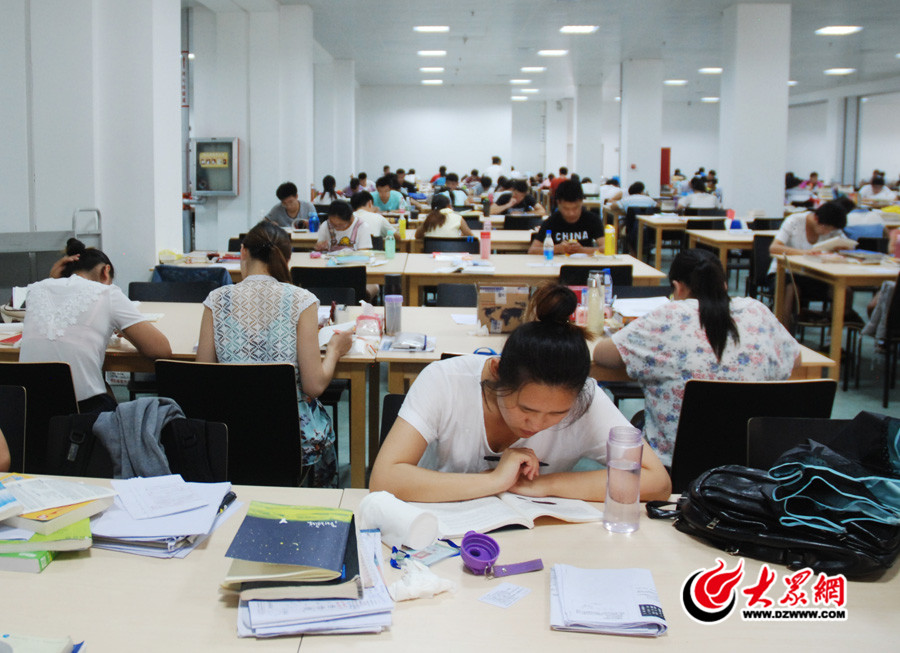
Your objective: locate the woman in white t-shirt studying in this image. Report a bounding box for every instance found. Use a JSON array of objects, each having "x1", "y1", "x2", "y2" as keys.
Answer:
[
  {"x1": 19, "y1": 239, "x2": 172, "y2": 413},
  {"x1": 413, "y1": 193, "x2": 474, "y2": 239},
  {"x1": 369, "y1": 284, "x2": 671, "y2": 503}
]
